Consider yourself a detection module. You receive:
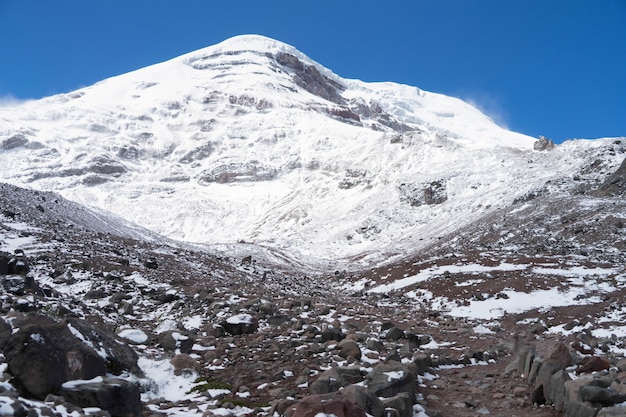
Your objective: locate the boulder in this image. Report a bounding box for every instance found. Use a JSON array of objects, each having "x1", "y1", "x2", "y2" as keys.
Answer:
[
  {"x1": 6, "y1": 251, "x2": 29, "y2": 276},
  {"x1": 310, "y1": 366, "x2": 364, "y2": 394},
  {"x1": 287, "y1": 392, "x2": 366, "y2": 417},
  {"x1": 533, "y1": 342, "x2": 573, "y2": 404},
  {"x1": 563, "y1": 400, "x2": 599, "y2": 417},
  {"x1": 221, "y1": 313, "x2": 258, "y2": 335},
  {"x1": 338, "y1": 339, "x2": 362, "y2": 360},
  {"x1": 580, "y1": 386, "x2": 626, "y2": 405},
  {"x1": 321, "y1": 326, "x2": 345, "y2": 343},
  {"x1": 534, "y1": 136, "x2": 555, "y2": 151},
  {"x1": 545, "y1": 369, "x2": 571, "y2": 411},
  {"x1": 381, "y1": 393, "x2": 413, "y2": 417},
  {"x1": 341, "y1": 384, "x2": 384, "y2": 417},
  {"x1": 59, "y1": 377, "x2": 142, "y2": 417},
  {"x1": 564, "y1": 376, "x2": 596, "y2": 403},
  {"x1": 577, "y1": 356, "x2": 611, "y2": 375},
  {"x1": 368, "y1": 362, "x2": 416, "y2": 401},
  {"x1": 67, "y1": 318, "x2": 142, "y2": 376},
  {"x1": 2, "y1": 275, "x2": 32, "y2": 295},
  {"x1": 157, "y1": 330, "x2": 194, "y2": 353},
  {"x1": 4, "y1": 317, "x2": 107, "y2": 399},
  {"x1": 366, "y1": 338, "x2": 384, "y2": 351},
  {"x1": 412, "y1": 353, "x2": 432, "y2": 376},
  {"x1": 0, "y1": 251, "x2": 10, "y2": 275},
  {"x1": 597, "y1": 406, "x2": 626, "y2": 416},
  {"x1": 382, "y1": 326, "x2": 405, "y2": 341}
]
